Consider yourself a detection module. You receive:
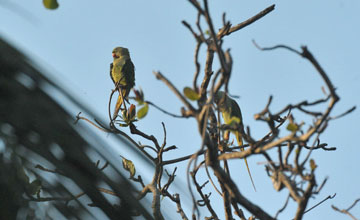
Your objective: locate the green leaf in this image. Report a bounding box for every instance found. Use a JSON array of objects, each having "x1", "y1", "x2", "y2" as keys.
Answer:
[
  {"x1": 121, "y1": 156, "x2": 136, "y2": 179},
  {"x1": 286, "y1": 123, "x2": 299, "y2": 132},
  {"x1": 310, "y1": 159, "x2": 317, "y2": 171},
  {"x1": 183, "y1": 87, "x2": 200, "y2": 101},
  {"x1": 137, "y1": 104, "x2": 149, "y2": 119},
  {"x1": 43, "y1": 0, "x2": 59, "y2": 10}
]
